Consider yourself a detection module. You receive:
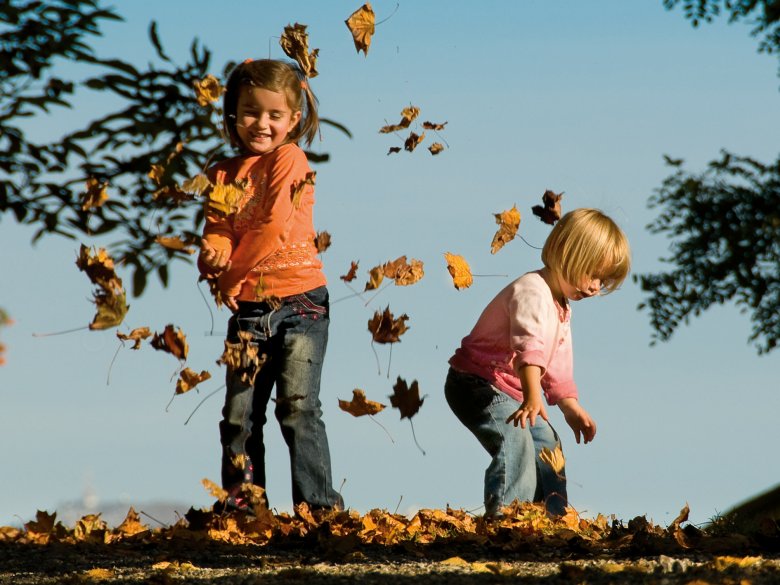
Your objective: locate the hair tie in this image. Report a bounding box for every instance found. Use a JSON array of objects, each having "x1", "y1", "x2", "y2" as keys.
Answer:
[
  {"x1": 243, "y1": 58, "x2": 253, "y2": 64},
  {"x1": 300, "y1": 80, "x2": 308, "y2": 90}
]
